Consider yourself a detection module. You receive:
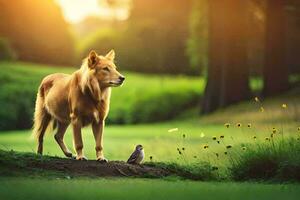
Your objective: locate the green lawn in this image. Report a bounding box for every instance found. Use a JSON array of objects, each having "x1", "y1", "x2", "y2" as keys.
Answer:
[{"x1": 1, "y1": 178, "x2": 299, "y2": 200}]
